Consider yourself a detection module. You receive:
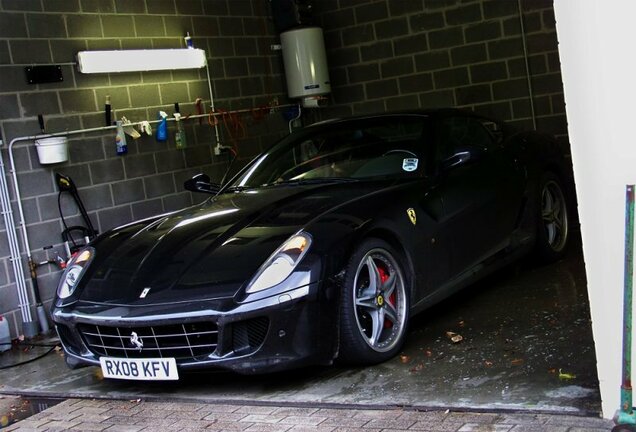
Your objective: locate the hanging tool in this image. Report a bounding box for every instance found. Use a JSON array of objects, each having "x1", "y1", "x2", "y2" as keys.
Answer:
[
  {"x1": 55, "y1": 173, "x2": 98, "y2": 259},
  {"x1": 195, "y1": 98, "x2": 203, "y2": 125},
  {"x1": 37, "y1": 114, "x2": 45, "y2": 133},
  {"x1": 613, "y1": 185, "x2": 636, "y2": 432},
  {"x1": 121, "y1": 116, "x2": 141, "y2": 139},
  {"x1": 105, "y1": 95, "x2": 111, "y2": 126}
]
